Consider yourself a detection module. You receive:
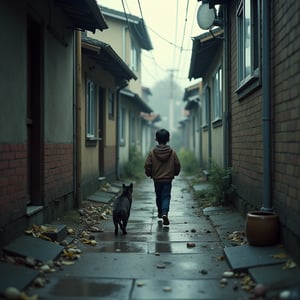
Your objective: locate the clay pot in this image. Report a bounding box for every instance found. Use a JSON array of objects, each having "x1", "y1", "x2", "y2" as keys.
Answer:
[{"x1": 245, "y1": 211, "x2": 280, "y2": 246}]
